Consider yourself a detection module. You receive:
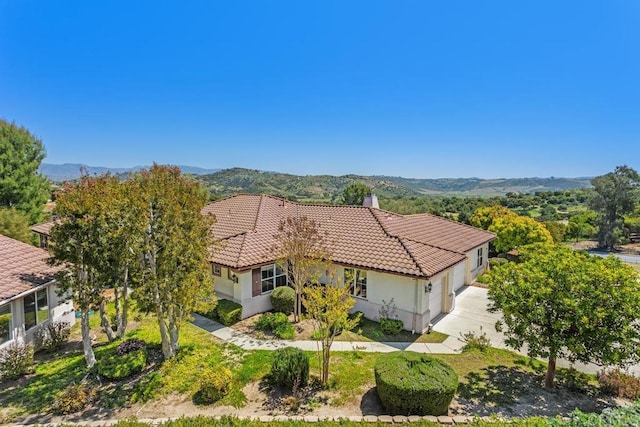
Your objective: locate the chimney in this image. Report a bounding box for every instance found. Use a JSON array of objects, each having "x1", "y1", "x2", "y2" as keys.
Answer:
[{"x1": 363, "y1": 193, "x2": 379, "y2": 209}]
